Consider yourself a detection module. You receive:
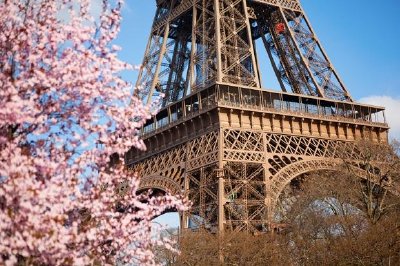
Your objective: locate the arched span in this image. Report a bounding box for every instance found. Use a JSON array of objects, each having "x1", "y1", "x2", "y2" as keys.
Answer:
[
  {"x1": 270, "y1": 158, "x2": 400, "y2": 212},
  {"x1": 138, "y1": 175, "x2": 183, "y2": 196},
  {"x1": 138, "y1": 176, "x2": 183, "y2": 223},
  {"x1": 269, "y1": 159, "x2": 339, "y2": 213}
]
